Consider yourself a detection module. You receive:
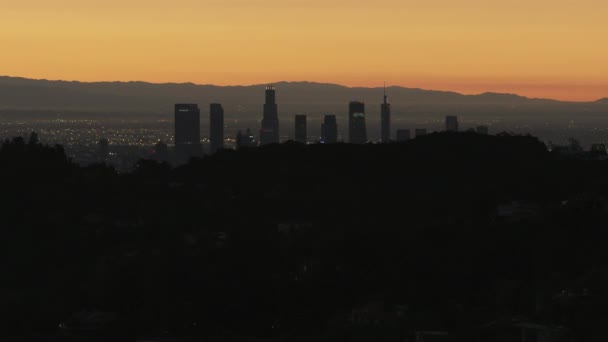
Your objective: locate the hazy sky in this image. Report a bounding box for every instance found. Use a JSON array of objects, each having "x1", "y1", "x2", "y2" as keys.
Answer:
[{"x1": 2, "y1": 0, "x2": 608, "y2": 101}]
